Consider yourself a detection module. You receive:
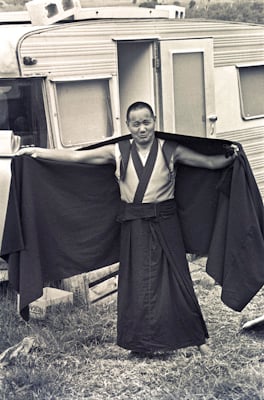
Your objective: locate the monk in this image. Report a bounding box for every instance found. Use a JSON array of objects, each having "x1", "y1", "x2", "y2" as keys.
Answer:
[{"x1": 18, "y1": 101, "x2": 237, "y2": 356}]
